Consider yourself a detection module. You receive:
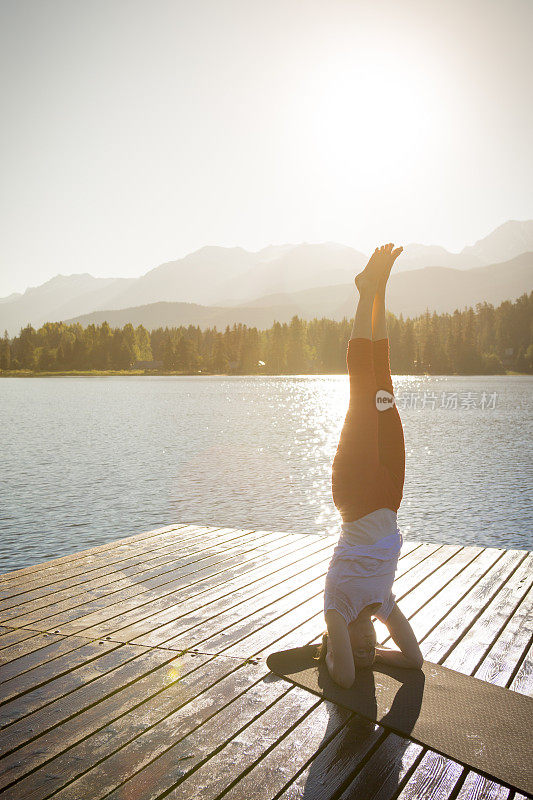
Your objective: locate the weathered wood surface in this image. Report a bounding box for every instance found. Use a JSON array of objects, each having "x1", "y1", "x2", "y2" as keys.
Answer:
[{"x1": 0, "y1": 523, "x2": 531, "y2": 800}]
